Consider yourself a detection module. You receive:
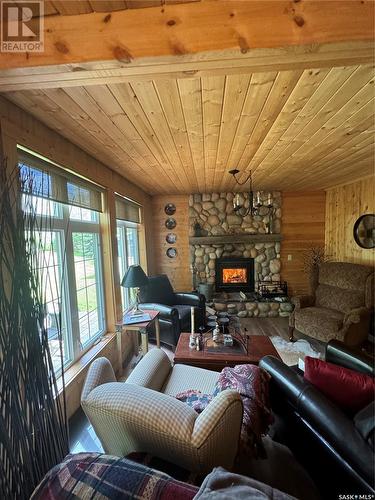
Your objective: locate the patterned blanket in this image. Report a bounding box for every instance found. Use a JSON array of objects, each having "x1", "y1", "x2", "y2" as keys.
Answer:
[
  {"x1": 31, "y1": 452, "x2": 198, "y2": 499},
  {"x1": 176, "y1": 364, "x2": 273, "y2": 457}
]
